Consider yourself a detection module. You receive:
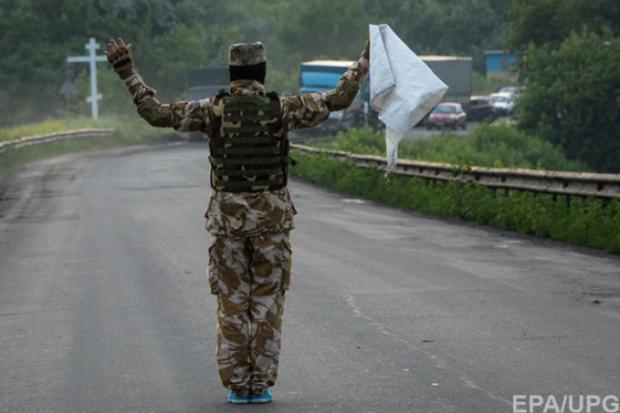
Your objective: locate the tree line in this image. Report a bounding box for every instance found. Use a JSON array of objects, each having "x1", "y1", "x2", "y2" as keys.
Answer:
[
  {"x1": 507, "y1": 0, "x2": 620, "y2": 172},
  {"x1": 0, "y1": 0, "x2": 509, "y2": 125},
  {"x1": 2, "y1": 0, "x2": 618, "y2": 171}
]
